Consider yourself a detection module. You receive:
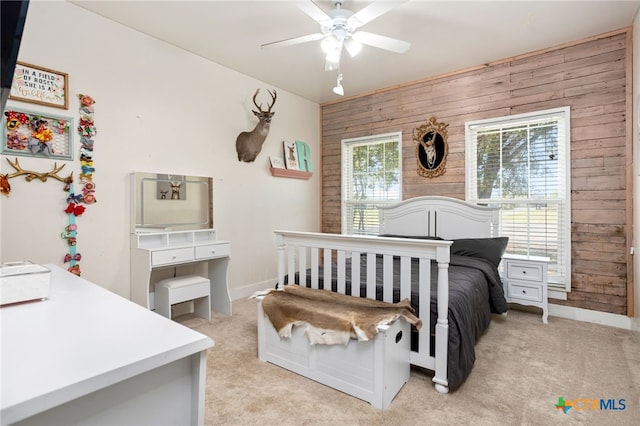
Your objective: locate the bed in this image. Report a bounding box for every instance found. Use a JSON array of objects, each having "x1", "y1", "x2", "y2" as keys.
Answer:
[{"x1": 263, "y1": 196, "x2": 508, "y2": 394}]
